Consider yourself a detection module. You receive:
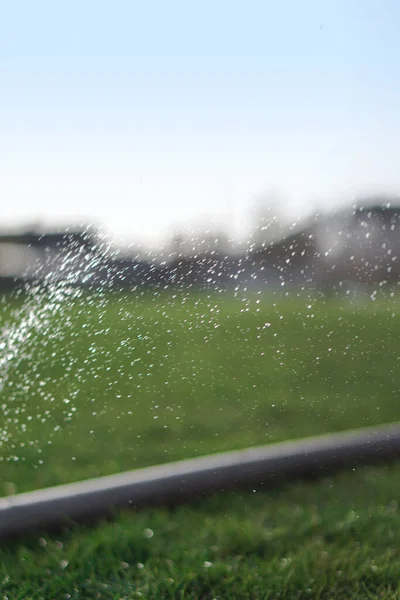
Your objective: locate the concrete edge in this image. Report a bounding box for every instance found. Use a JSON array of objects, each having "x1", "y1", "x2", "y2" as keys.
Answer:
[{"x1": 1, "y1": 422, "x2": 400, "y2": 539}]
